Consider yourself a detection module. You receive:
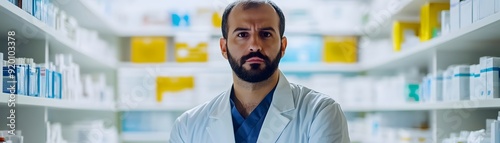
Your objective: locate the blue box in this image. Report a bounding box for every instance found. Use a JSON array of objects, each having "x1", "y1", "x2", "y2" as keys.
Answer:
[
  {"x1": 47, "y1": 69, "x2": 53, "y2": 98},
  {"x1": 52, "y1": 71, "x2": 62, "y2": 99},
  {"x1": 37, "y1": 66, "x2": 48, "y2": 98},
  {"x1": 171, "y1": 12, "x2": 190, "y2": 27},
  {"x1": 281, "y1": 35, "x2": 322, "y2": 63},
  {"x1": 16, "y1": 64, "x2": 28, "y2": 95},
  {"x1": 27, "y1": 65, "x2": 39, "y2": 97},
  {"x1": 33, "y1": 0, "x2": 41, "y2": 20}
]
